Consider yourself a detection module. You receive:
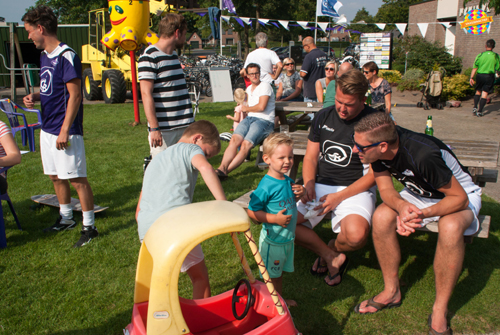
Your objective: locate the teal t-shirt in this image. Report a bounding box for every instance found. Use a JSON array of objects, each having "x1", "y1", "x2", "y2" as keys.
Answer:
[
  {"x1": 137, "y1": 143, "x2": 204, "y2": 241},
  {"x1": 323, "y1": 80, "x2": 336, "y2": 108},
  {"x1": 248, "y1": 174, "x2": 297, "y2": 243}
]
